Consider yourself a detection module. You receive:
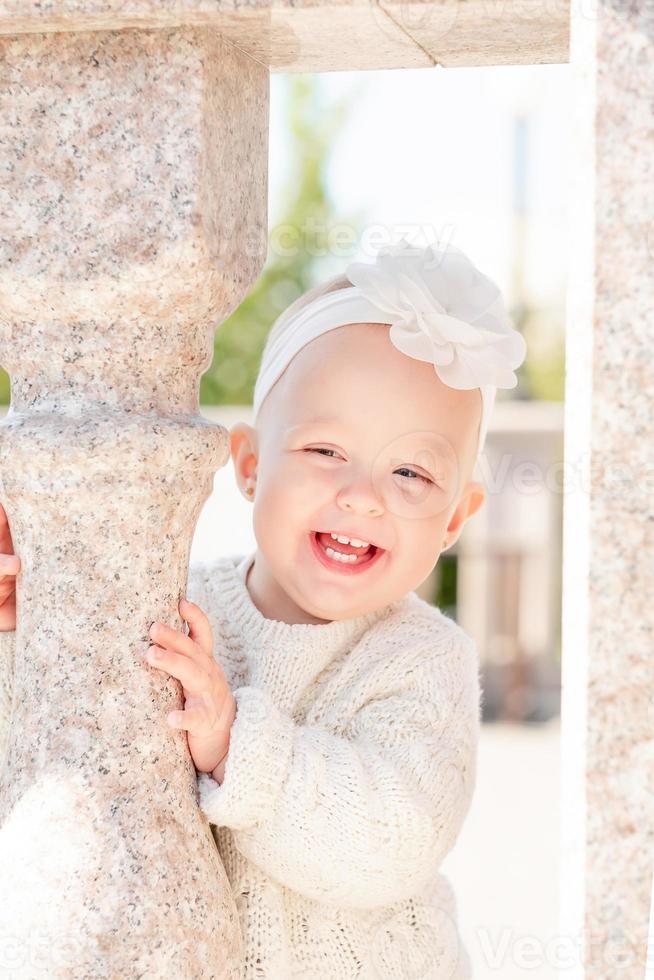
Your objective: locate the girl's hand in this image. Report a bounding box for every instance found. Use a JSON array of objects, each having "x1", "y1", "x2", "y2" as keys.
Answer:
[
  {"x1": 0, "y1": 502, "x2": 20, "y2": 633},
  {"x1": 146, "y1": 598, "x2": 236, "y2": 775}
]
